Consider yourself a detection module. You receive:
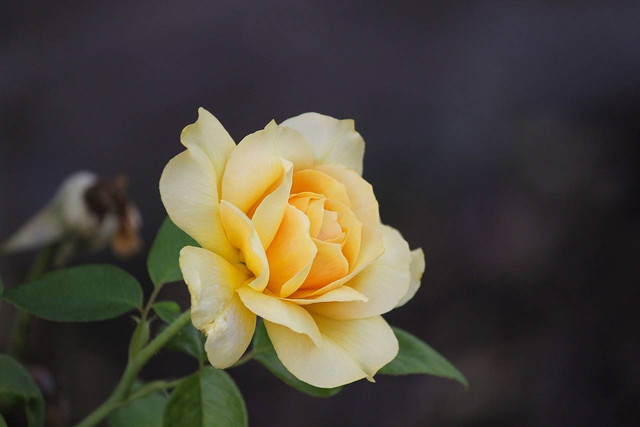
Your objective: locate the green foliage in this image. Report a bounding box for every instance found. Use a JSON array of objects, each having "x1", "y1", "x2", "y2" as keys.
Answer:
[
  {"x1": 252, "y1": 321, "x2": 341, "y2": 398},
  {"x1": 147, "y1": 217, "x2": 198, "y2": 287},
  {"x1": 0, "y1": 412, "x2": 7, "y2": 427},
  {"x1": 128, "y1": 318, "x2": 151, "y2": 360},
  {"x1": 162, "y1": 367, "x2": 247, "y2": 427},
  {"x1": 154, "y1": 302, "x2": 206, "y2": 362},
  {"x1": 379, "y1": 327, "x2": 468, "y2": 387},
  {"x1": 108, "y1": 382, "x2": 167, "y2": 427},
  {"x1": 0, "y1": 355, "x2": 44, "y2": 427},
  {"x1": 3, "y1": 264, "x2": 143, "y2": 322}
]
